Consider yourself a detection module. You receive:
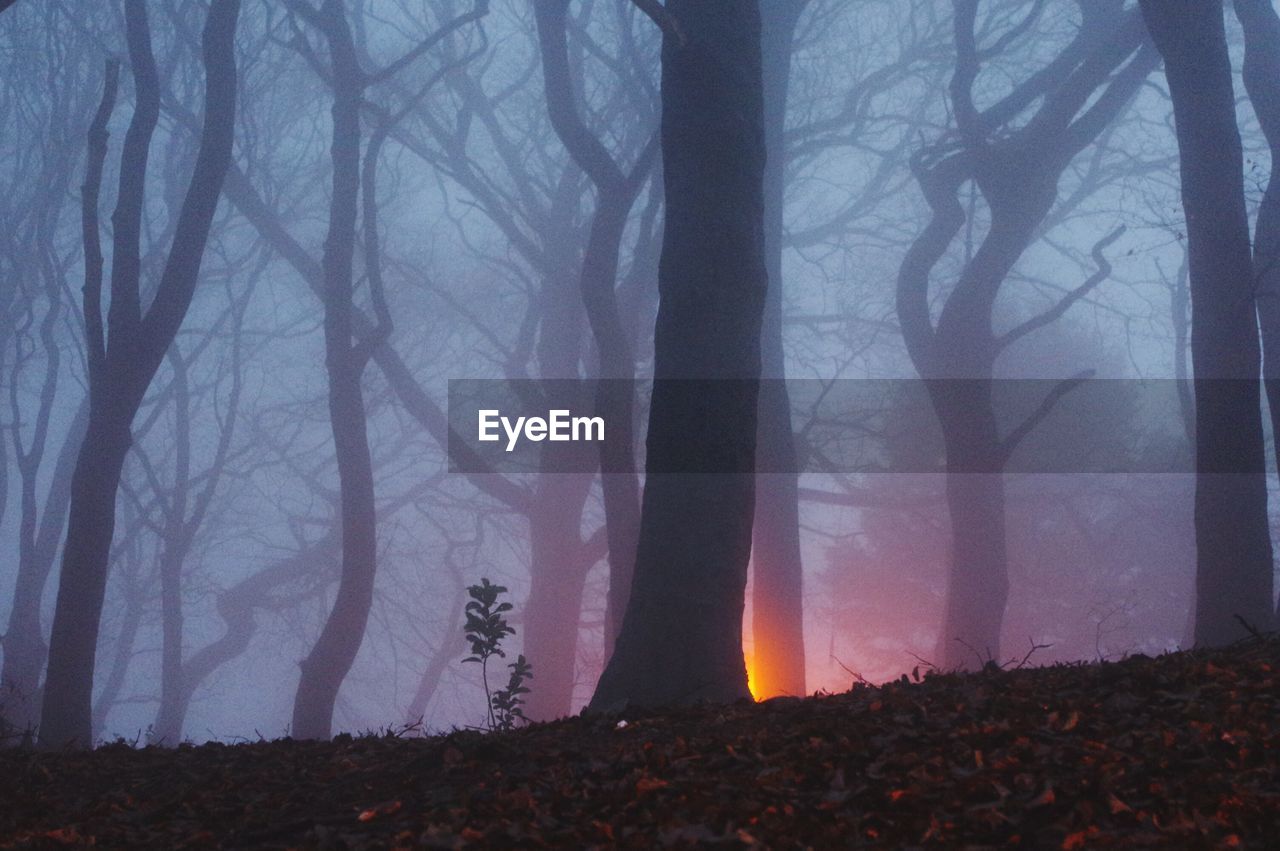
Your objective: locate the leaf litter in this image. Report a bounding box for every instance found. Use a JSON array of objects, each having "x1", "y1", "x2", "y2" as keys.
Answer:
[{"x1": 1, "y1": 637, "x2": 1278, "y2": 848}]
